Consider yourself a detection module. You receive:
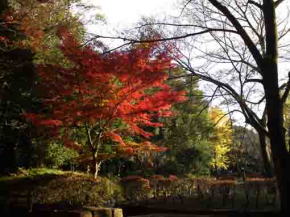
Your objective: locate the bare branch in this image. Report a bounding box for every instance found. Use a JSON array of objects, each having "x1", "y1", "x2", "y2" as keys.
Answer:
[
  {"x1": 135, "y1": 22, "x2": 236, "y2": 30},
  {"x1": 211, "y1": 109, "x2": 242, "y2": 128},
  {"x1": 179, "y1": 0, "x2": 193, "y2": 17},
  {"x1": 275, "y1": 0, "x2": 285, "y2": 8},
  {"x1": 197, "y1": 86, "x2": 220, "y2": 117},
  {"x1": 246, "y1": 96, "x2": 266, "y2": 105},
  {"x1": 87, "y1": 28, "x2": 238, "y2": 45},
  {"x1": 208, "y1": 0, "x2": 264, "y2": 69},
  {"x1": 175, "y1": 58, "x2": 268, "y2": 135},
  {"x1": 248, "y1": 0, "x2": 263, "y2": 9},
  {"x1": 245, "y1": 78, "x2": 263, "y2": 83}
]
